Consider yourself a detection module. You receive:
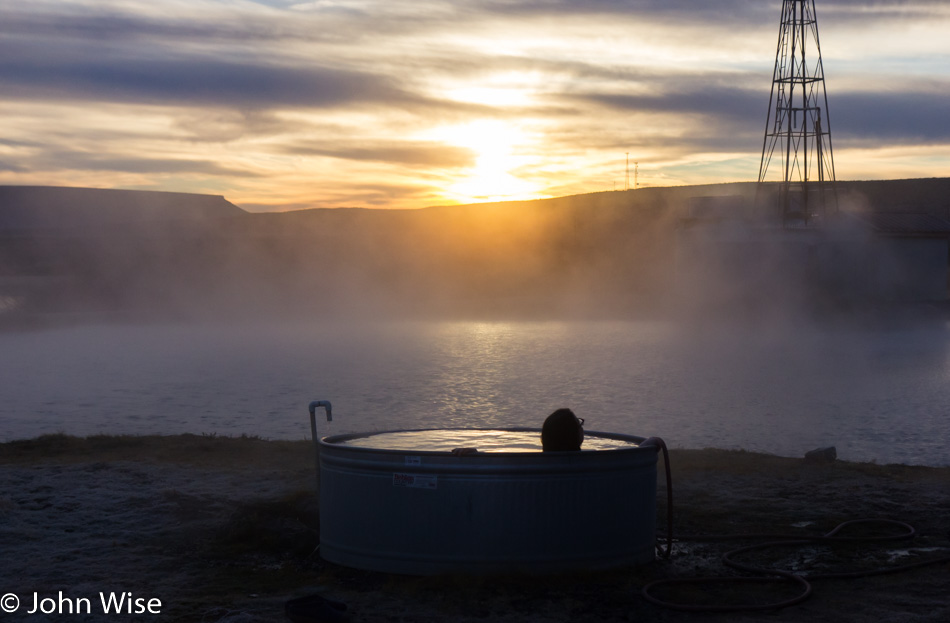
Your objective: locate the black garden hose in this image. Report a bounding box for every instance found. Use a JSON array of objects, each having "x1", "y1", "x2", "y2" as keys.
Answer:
[
  {"x1": 641, "y1": 436, "x2": 674, "y2": 560},
  {"x1": 643, "y1": 448, "x2": 950, "y2": 613}
]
